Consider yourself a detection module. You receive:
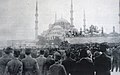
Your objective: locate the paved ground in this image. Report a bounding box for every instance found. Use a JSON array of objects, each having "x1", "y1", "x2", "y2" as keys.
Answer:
[{"x1": 111, "y1": 72, "x2": 119, "y2": 75}]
